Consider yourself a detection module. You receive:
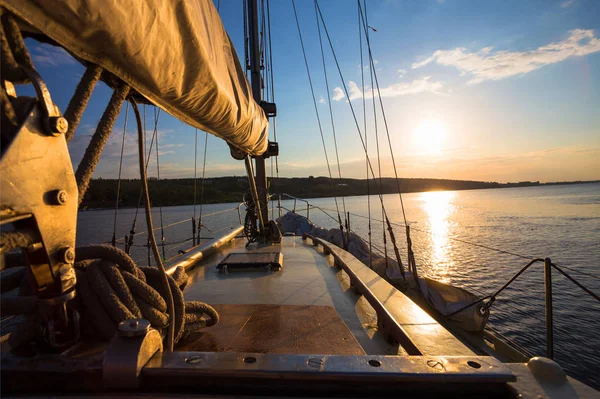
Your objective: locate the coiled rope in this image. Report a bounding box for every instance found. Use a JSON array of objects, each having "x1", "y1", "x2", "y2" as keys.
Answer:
[{"x1": 74, "y1": 244, "x2": 218, "y2": 343}]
